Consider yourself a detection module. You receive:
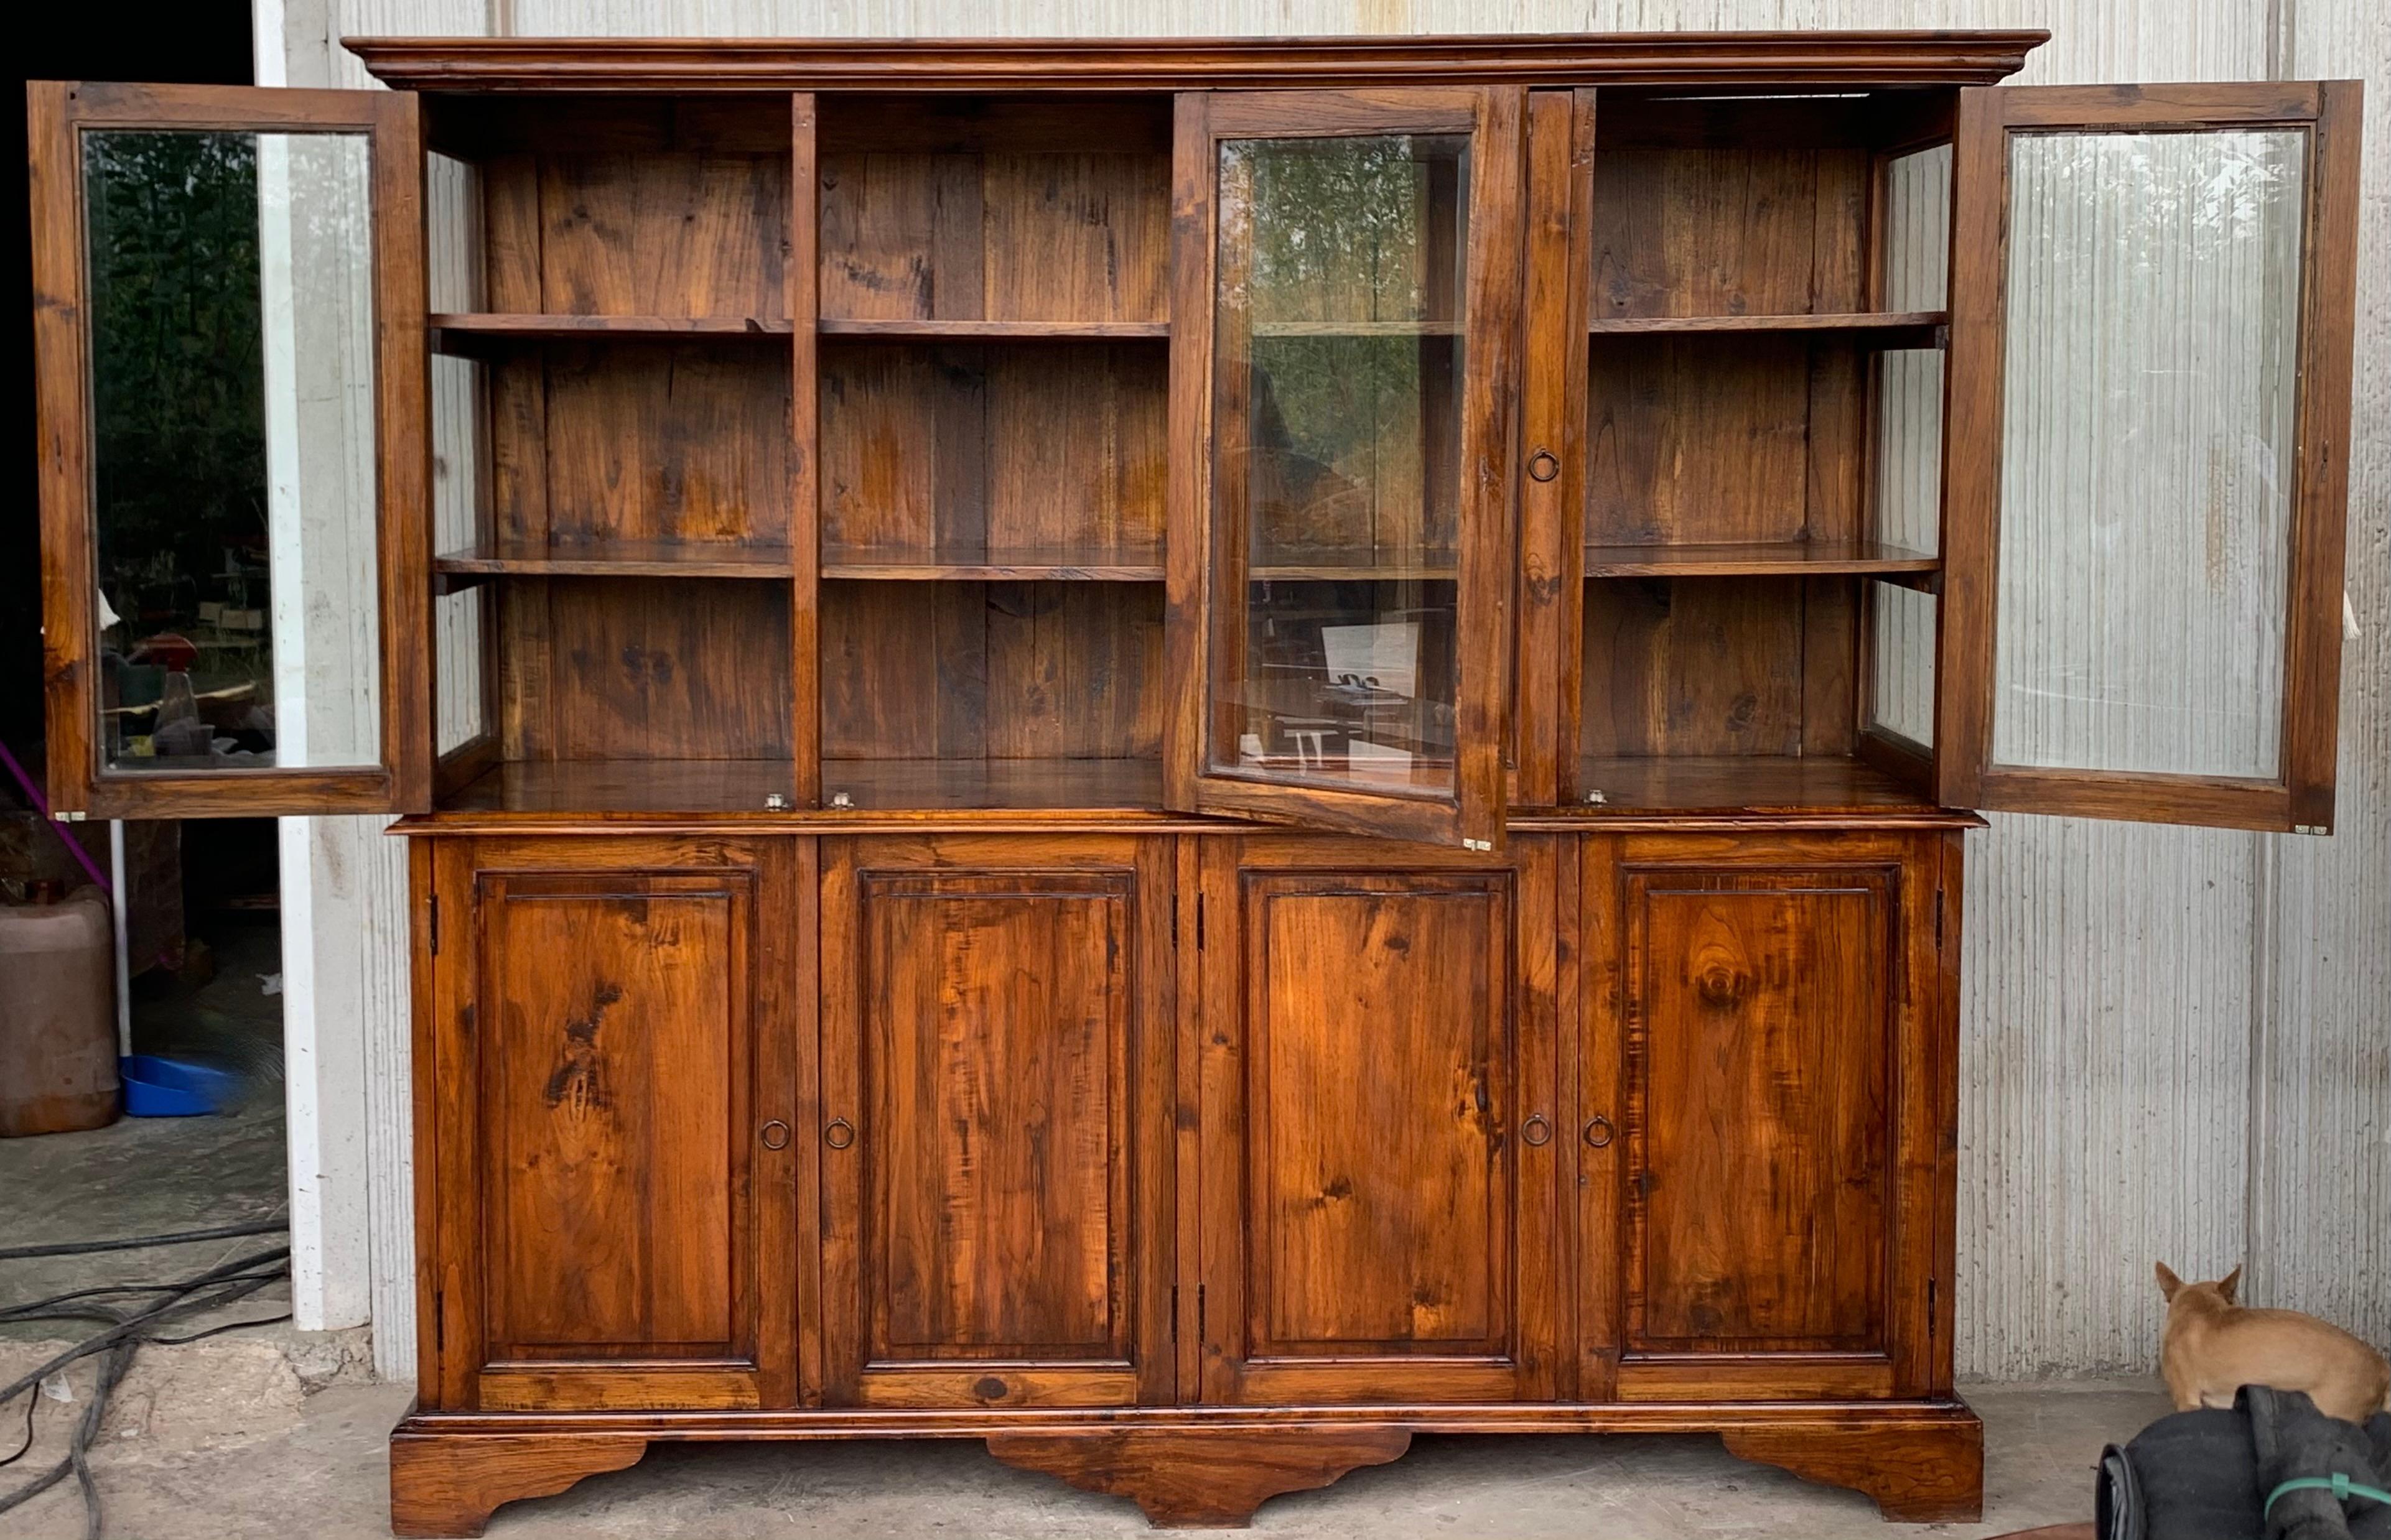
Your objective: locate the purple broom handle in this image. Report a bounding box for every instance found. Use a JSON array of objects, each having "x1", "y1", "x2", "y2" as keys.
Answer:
[{"x1": 0, "y1": 736, "x2": 113, "y2": 896}]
